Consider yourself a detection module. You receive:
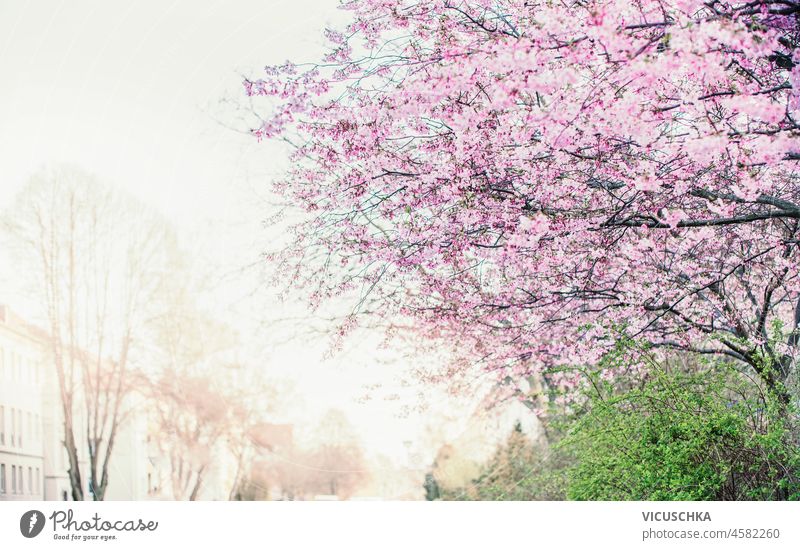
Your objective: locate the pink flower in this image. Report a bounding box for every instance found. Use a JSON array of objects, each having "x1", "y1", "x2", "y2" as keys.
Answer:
[{"x1": 249, "y1": 0, "x2": 800, "y2": 400}]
